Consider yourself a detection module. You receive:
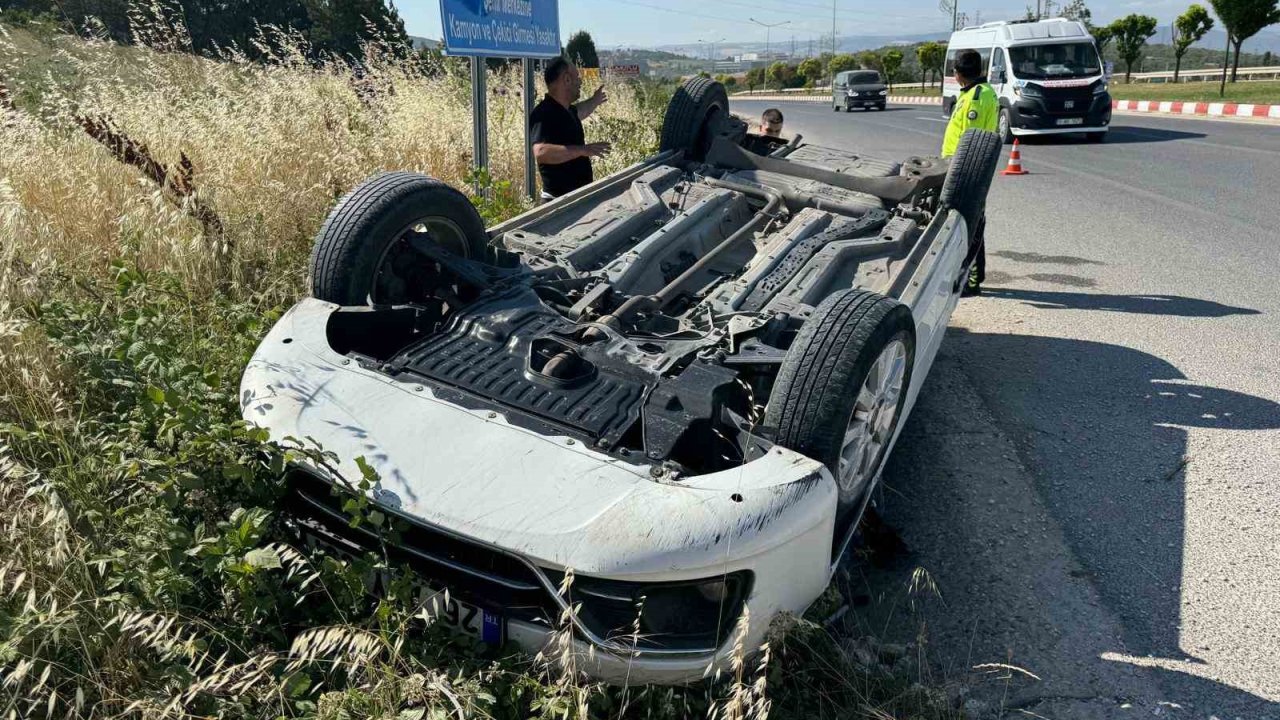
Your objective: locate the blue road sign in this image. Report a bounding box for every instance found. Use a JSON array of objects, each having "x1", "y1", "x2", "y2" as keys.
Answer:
[{"x1": 439, "y1": 0, "x2": 561, "y2": 58}]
